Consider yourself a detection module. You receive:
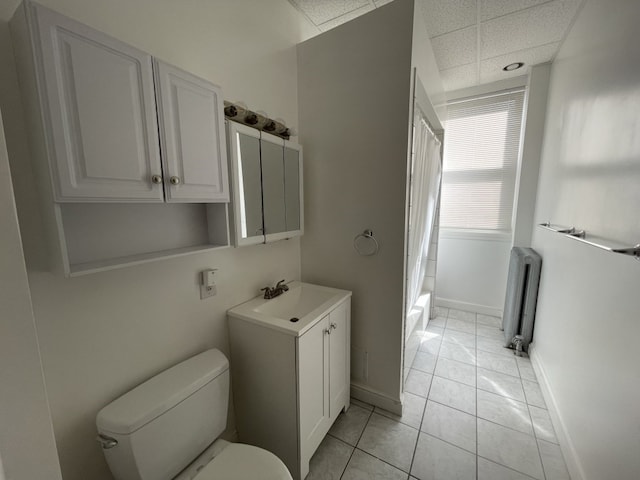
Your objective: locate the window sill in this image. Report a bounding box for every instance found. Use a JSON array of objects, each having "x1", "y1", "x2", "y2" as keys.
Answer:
[{"x1": 439, "y1": 228, "x2": 512, "y2": 242}]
